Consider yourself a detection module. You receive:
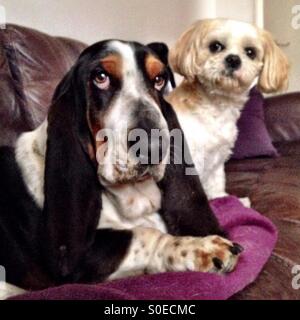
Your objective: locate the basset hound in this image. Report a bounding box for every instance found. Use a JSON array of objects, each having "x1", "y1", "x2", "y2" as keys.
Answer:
[{"x1": 0, "y1": 40, "x2": 242, "y2": 297}]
